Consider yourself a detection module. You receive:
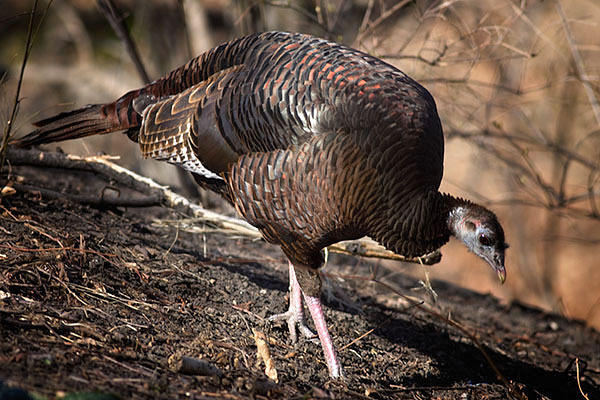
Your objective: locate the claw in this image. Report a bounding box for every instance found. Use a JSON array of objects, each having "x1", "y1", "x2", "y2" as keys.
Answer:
[{"x1": 268, "y1": 309, "x2": 316, "y2": 343}]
